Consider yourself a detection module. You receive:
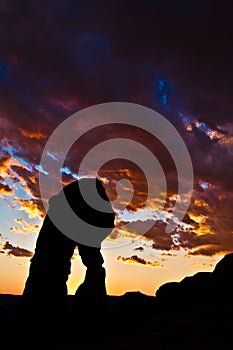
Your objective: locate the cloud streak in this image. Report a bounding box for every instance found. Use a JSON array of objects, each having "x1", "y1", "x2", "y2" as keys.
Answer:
[
  {"x1": 0, "y1": 240, "x2": 33, "y2": 258},
  {"x1": 117, "y1": 255, "x2": 163, "y2": 267}
]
